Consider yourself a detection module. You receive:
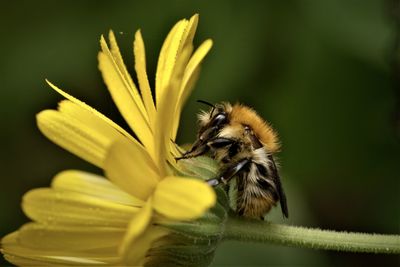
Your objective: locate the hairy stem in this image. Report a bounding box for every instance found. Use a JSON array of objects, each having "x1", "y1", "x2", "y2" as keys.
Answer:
[{"x1": 224, "y1": 217, "x2": 400, "y2": 254}]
